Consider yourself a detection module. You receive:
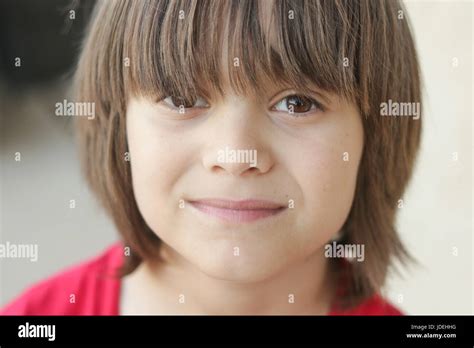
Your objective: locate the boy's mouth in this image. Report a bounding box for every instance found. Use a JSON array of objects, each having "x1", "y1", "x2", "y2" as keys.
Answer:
[{"x1": 186, "y1": 198, "x2": 287, "y2": 223}]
